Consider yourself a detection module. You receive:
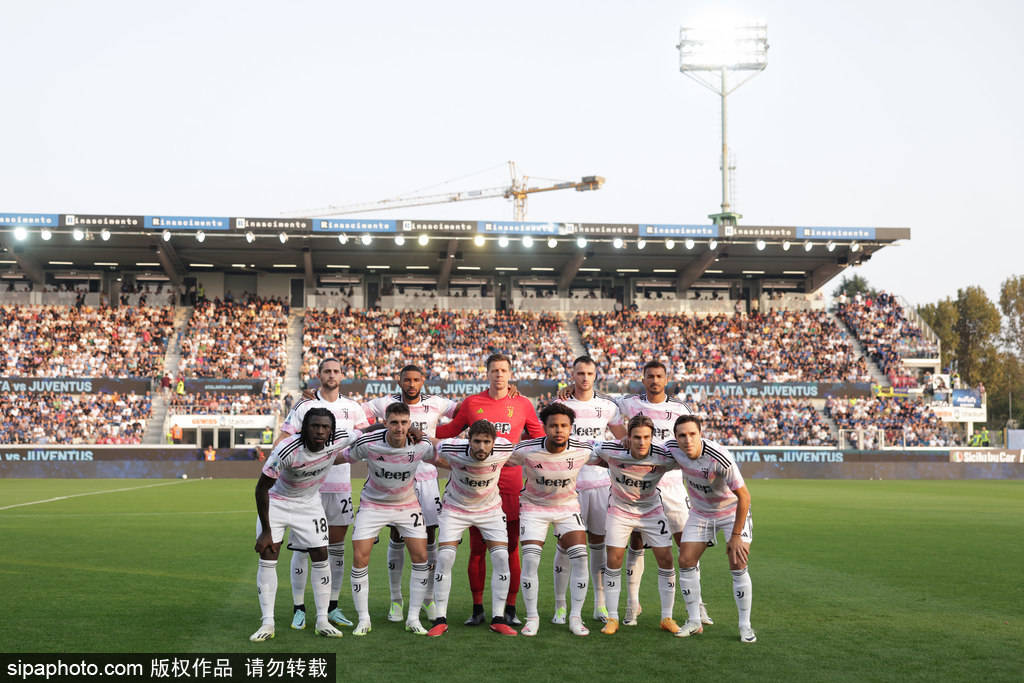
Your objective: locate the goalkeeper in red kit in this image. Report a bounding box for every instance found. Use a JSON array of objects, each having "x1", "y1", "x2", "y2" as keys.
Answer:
[{"x1": 434, "y1": 352, "x2": 544, "y2": 626}]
